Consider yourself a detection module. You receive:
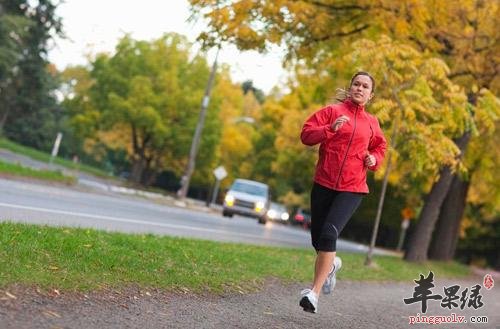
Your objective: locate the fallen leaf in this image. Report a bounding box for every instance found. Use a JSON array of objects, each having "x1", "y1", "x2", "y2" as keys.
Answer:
[
  {"x1": 43, "y1": 310, "x2": 61, "y2": 318},
  {"x1": 5, "y1": 292, "x2": 16, "y2": 299}
]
